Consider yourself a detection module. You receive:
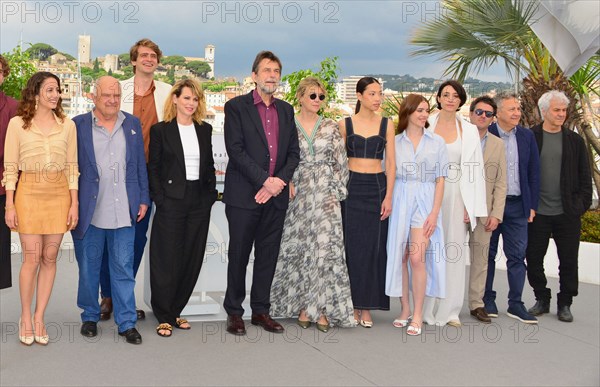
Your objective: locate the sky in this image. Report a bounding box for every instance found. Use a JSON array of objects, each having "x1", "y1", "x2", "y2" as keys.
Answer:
[{"x1": 0, "y1": 0, "x2": 511, "y2": 82}]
